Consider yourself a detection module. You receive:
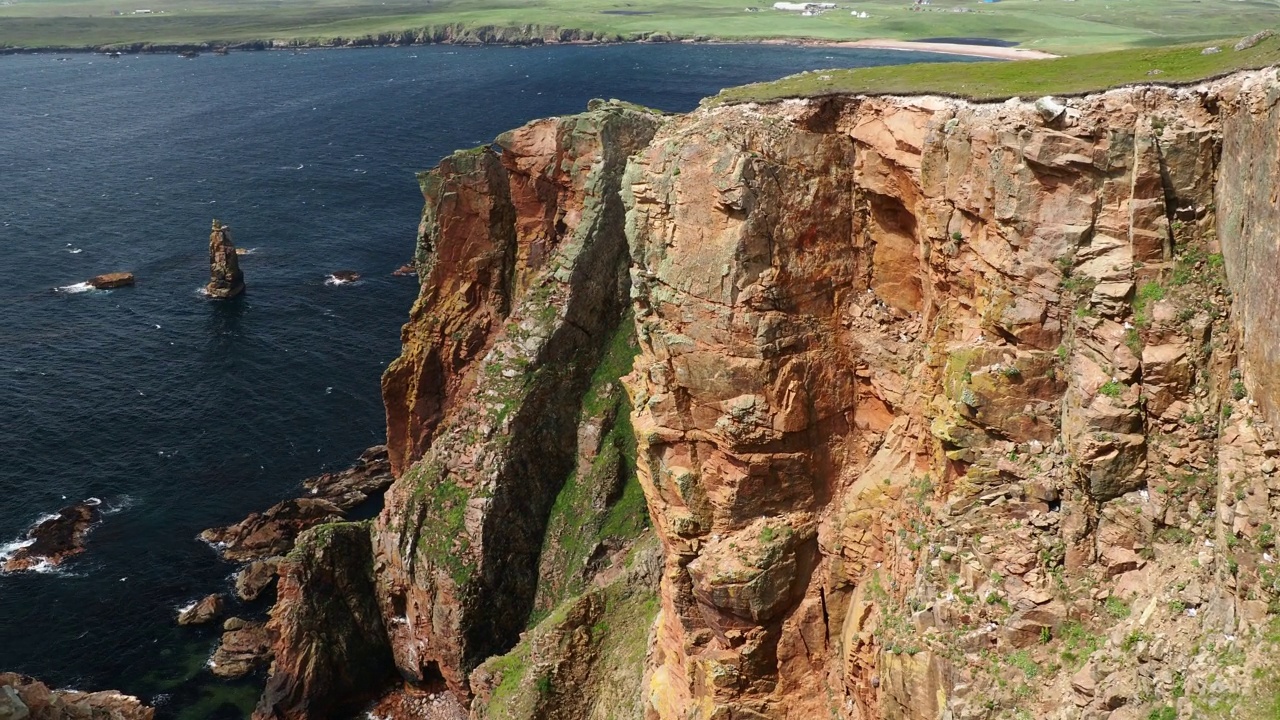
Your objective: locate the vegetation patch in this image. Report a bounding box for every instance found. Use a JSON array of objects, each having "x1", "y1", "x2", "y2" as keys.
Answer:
[{"x1": 714, "y1": 34, "x2": 1280, "y2": 105}]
